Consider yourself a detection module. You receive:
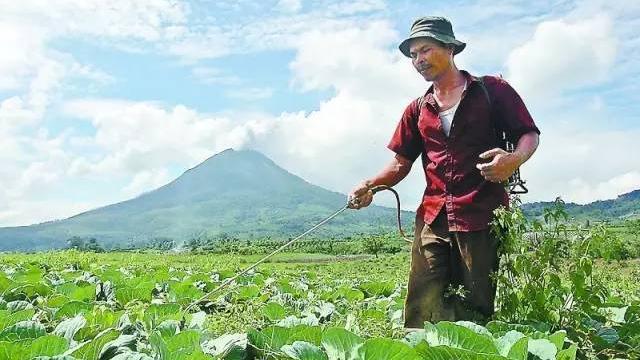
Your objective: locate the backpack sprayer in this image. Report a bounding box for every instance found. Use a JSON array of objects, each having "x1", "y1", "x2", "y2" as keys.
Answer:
[{"x1": 503, "y1": 133, "x2": 528, "y2": 195}]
